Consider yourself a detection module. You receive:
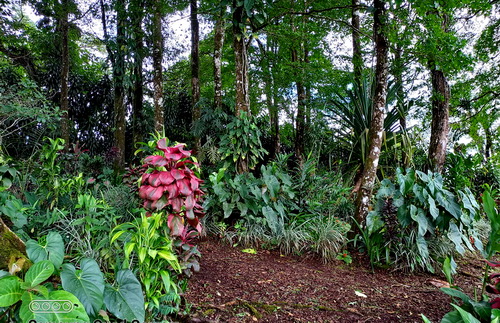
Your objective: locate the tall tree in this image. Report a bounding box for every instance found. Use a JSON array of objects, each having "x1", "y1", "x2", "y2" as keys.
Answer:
[
  {"x1": 213, "y1": 10, "x2": 225, "y2": 110},
  {"x1": 152, "y1": 0, "x2": 164, "y2": 132},
  {"x1": 191, "y1": 0, "x2": 201, "y2": 153},
  {"x1": 113, "y1": 0, "x2": 126, "y2": 170},
  {"x1": 354, "y1": 0, "x2": 389, "y2": 224},
  {"x1": 131, "y1": 0, "x2": 145, "y2": 145},
  {"x1": 232, "y1": 1, "x2": 250, "y2": 116},
  {"x1": 352, "y1": 0, "x2": 362, "y2": 85},
  {"x1": 59, "y1": 0, "x2": 70, "y2": 150}
]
